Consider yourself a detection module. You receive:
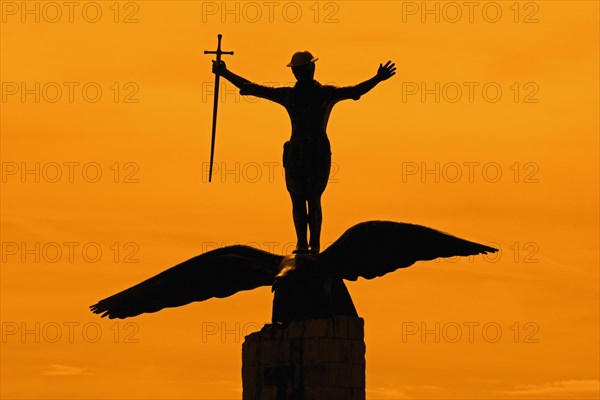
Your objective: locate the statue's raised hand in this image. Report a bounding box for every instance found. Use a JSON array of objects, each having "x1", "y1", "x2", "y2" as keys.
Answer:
[
  {"x1": 212, "y1": 60, "x2": 227, "y2": 75},
  {"x1": 377, "y1": 61, "x2": 396, "y2": 81}
]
